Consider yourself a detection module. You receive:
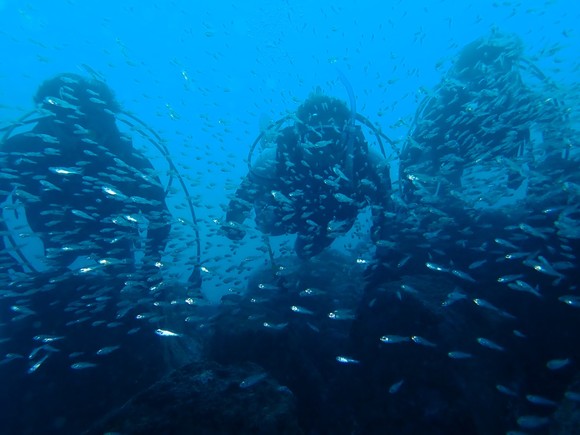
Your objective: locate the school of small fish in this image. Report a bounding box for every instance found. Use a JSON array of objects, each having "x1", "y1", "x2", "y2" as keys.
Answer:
[{"x1": 0, "y1": 2, "x2": 579, "y2": 433}]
